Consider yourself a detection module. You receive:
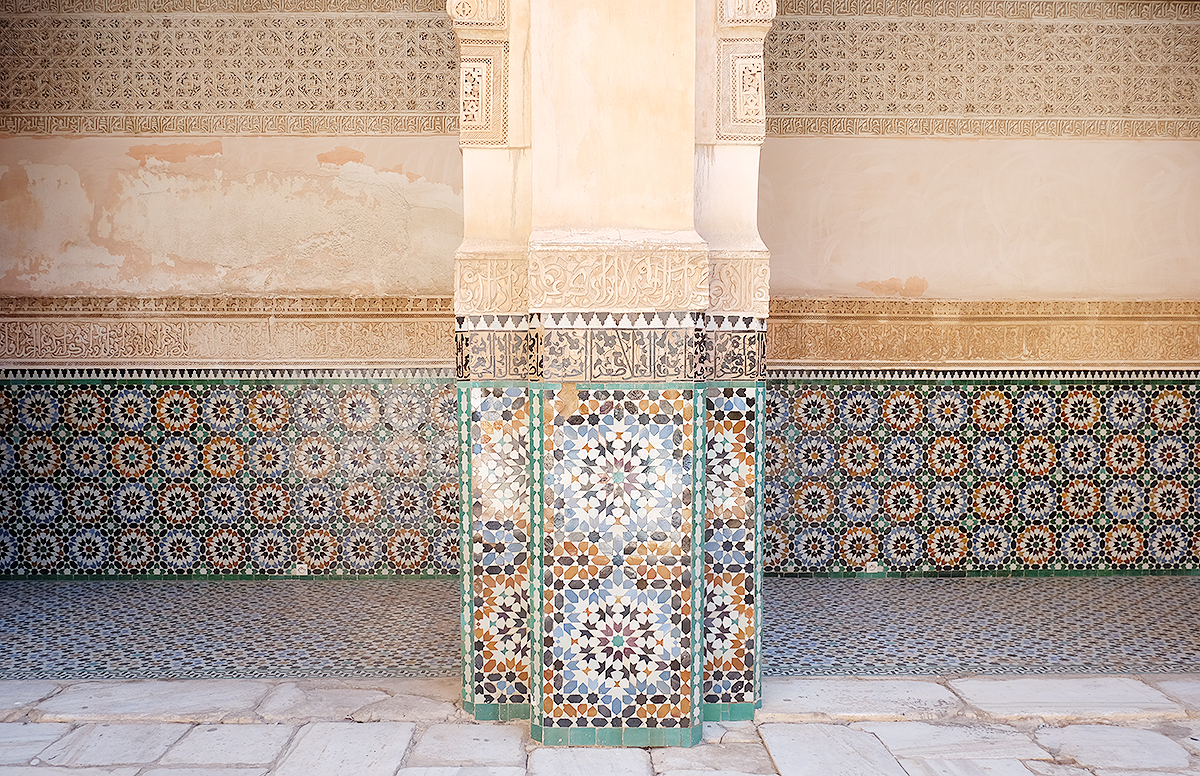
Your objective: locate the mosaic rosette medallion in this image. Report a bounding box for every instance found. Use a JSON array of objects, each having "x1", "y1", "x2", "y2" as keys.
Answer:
[
  {"x1": 0, "y1": 372, "x2": 459, "y2": 579},
  {"x1": 765, "y1": 373, "x2": 1200, "y2": 576},
  {"x1": 534, "y1": 386, "x2": 705, "y2": 746}
]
